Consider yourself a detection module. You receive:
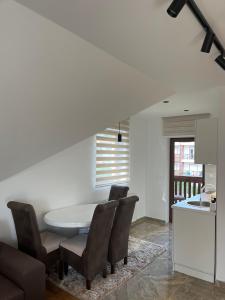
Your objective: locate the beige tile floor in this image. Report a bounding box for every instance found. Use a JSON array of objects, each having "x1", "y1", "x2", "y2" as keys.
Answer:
[{"x1": 104, "y1": 218, "x2": 225, "y2": 300}]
